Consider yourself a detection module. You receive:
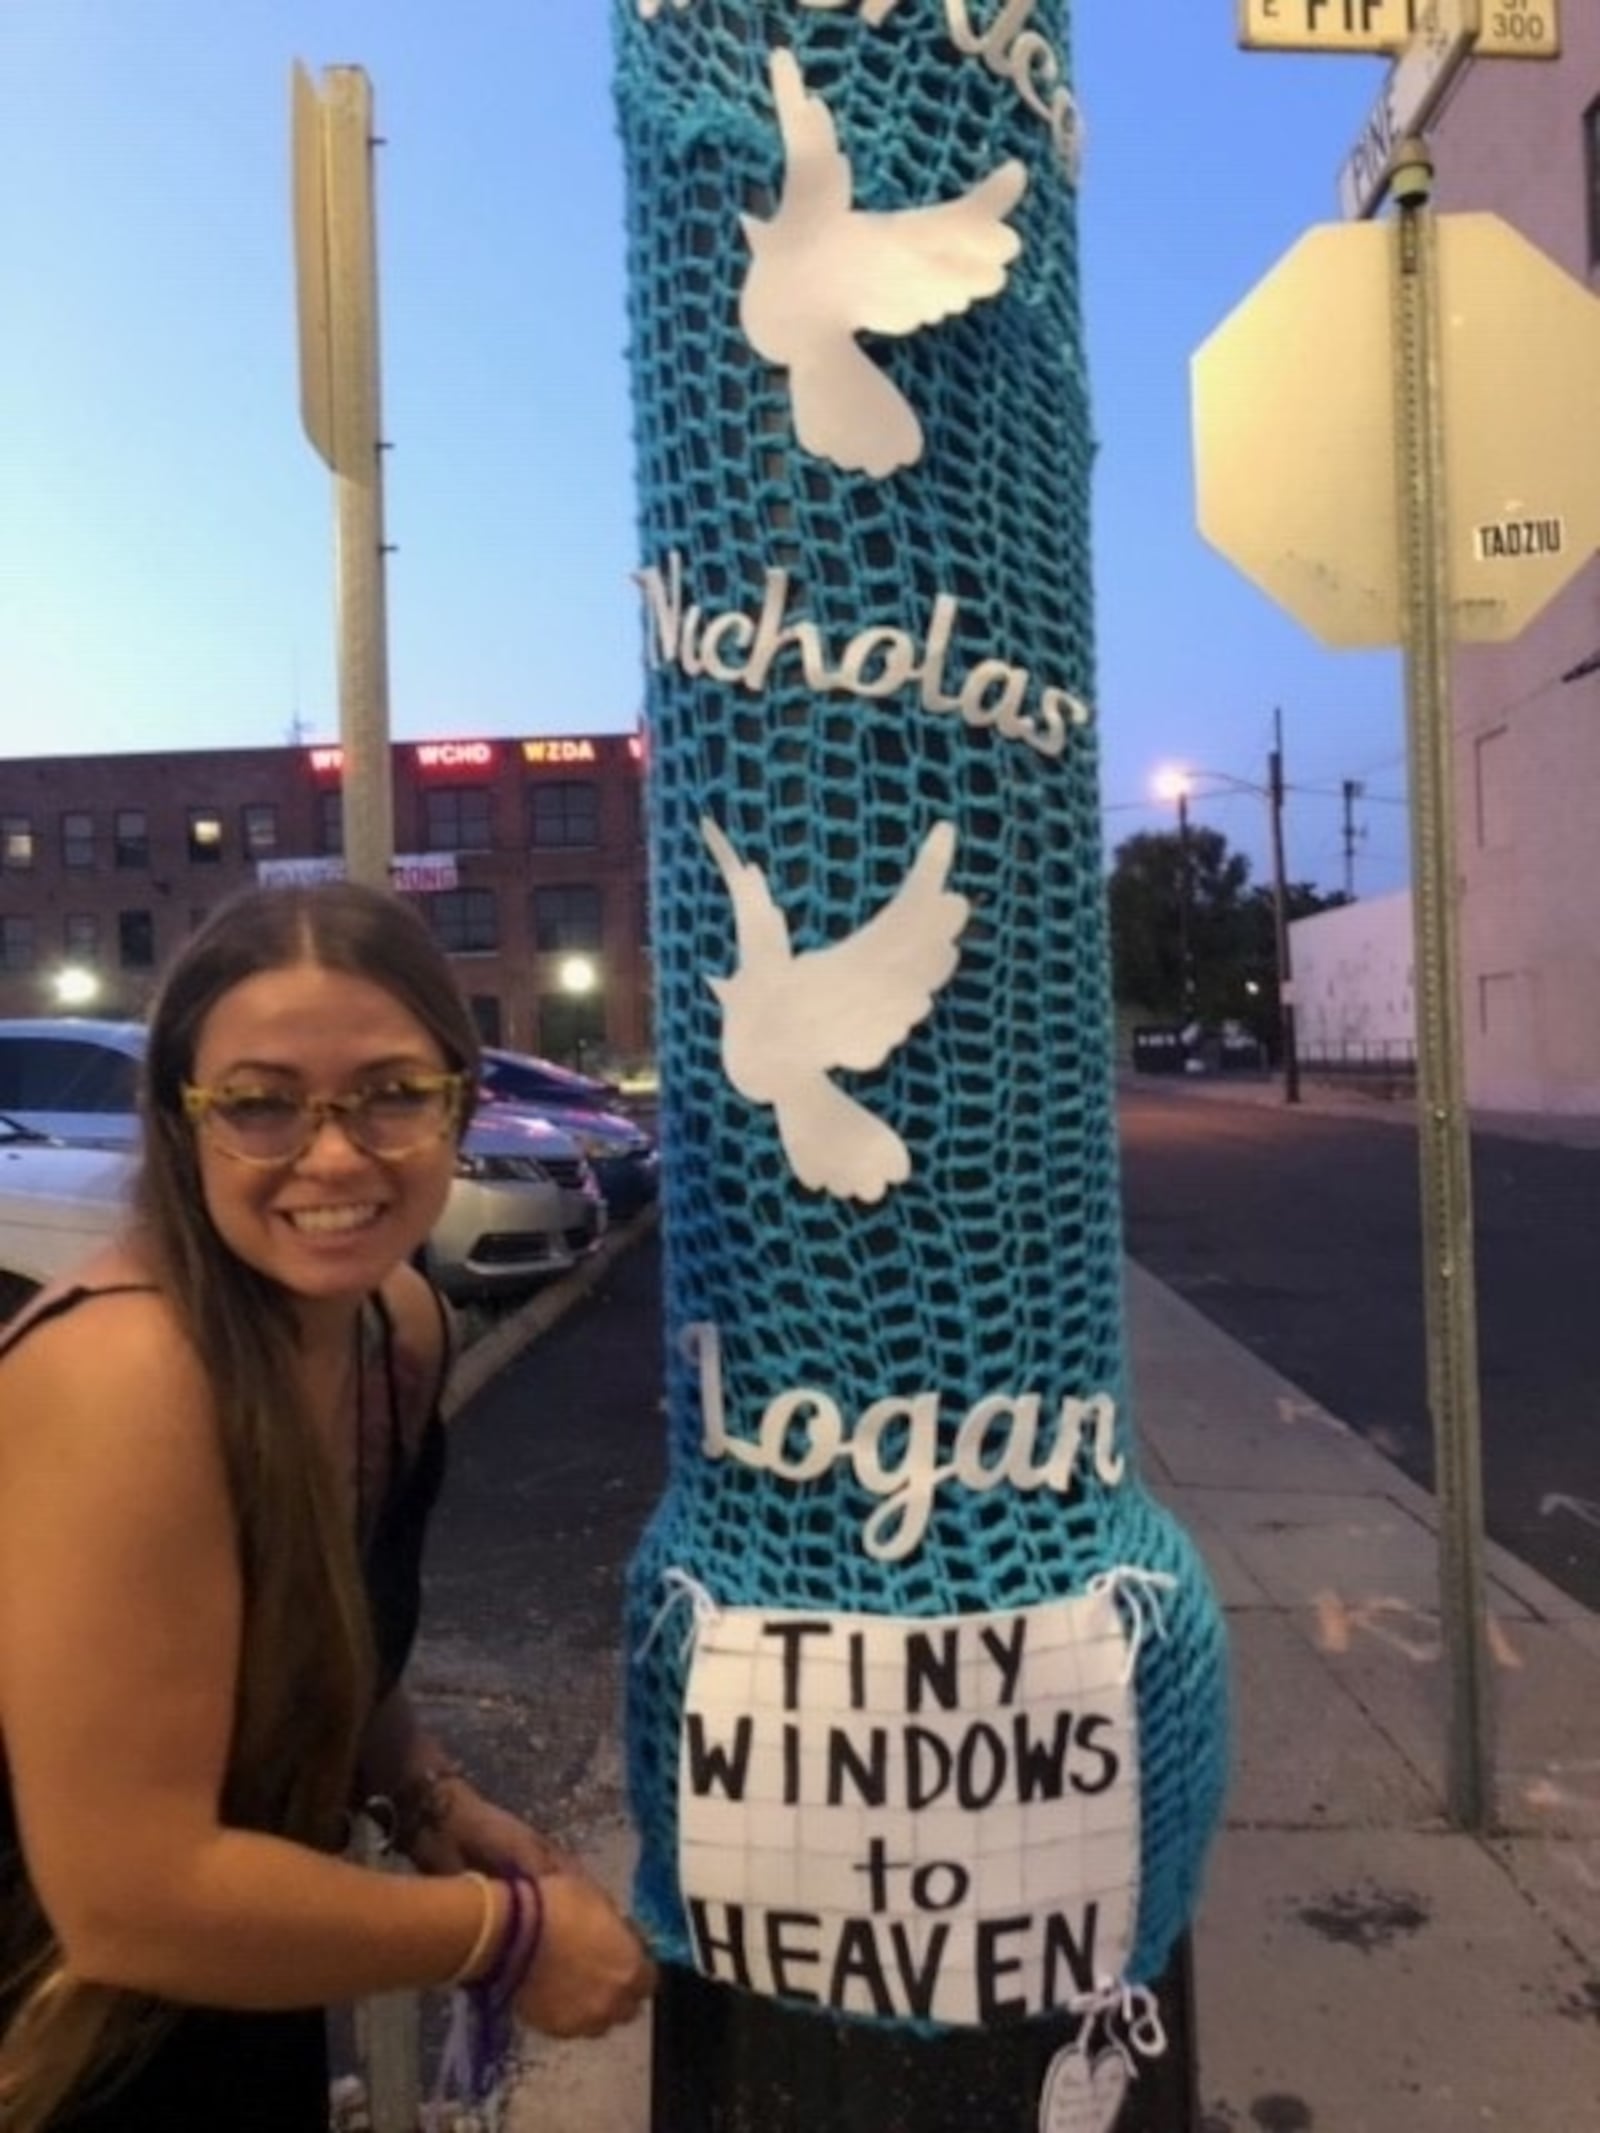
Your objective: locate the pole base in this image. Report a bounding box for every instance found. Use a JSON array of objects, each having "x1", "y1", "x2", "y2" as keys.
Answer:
[{"x1": 650, "y1": 1935, "x2": 1200, "y2": 2132}]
